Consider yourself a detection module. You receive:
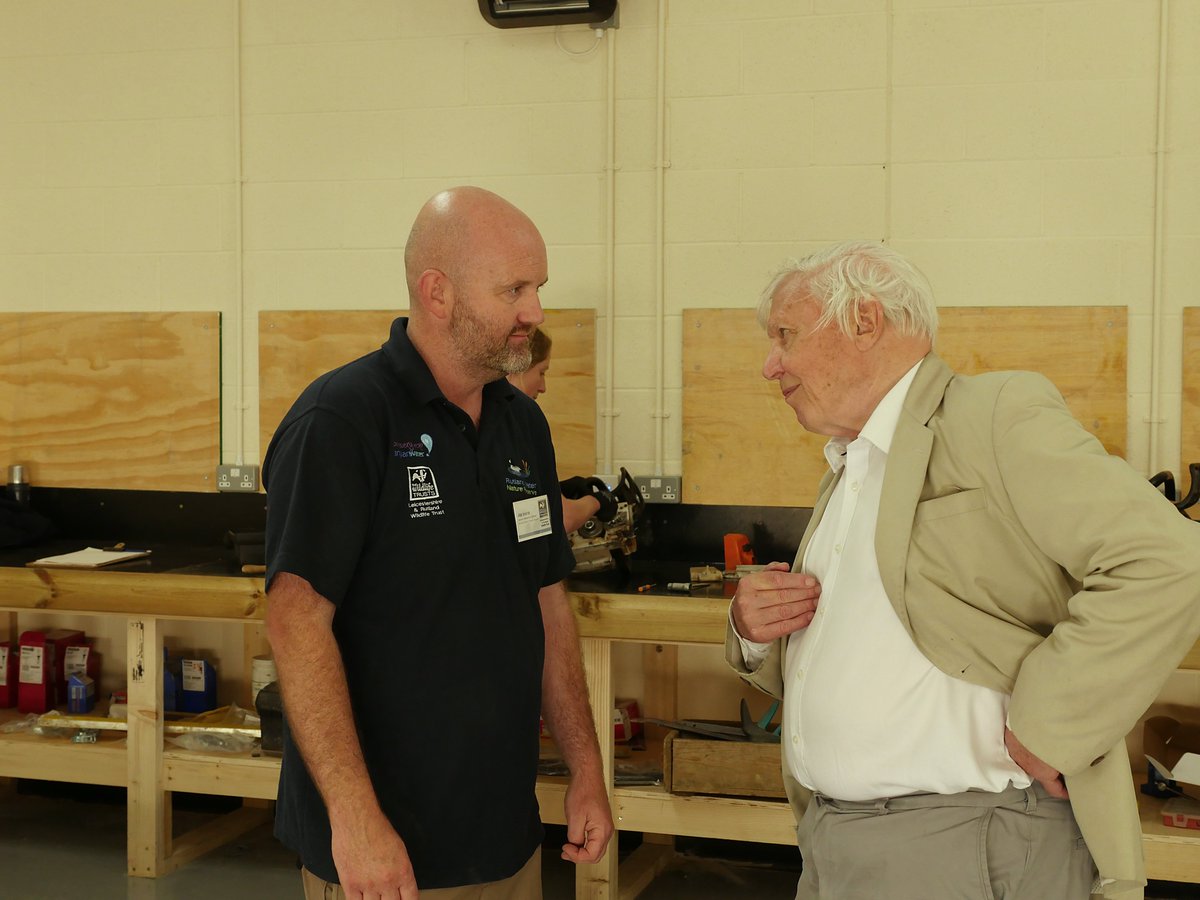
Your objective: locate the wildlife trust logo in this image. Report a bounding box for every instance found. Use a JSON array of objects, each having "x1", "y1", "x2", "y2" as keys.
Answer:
[{"x1": 407, "y1": 466, "x2": 439, "y2": 501}]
